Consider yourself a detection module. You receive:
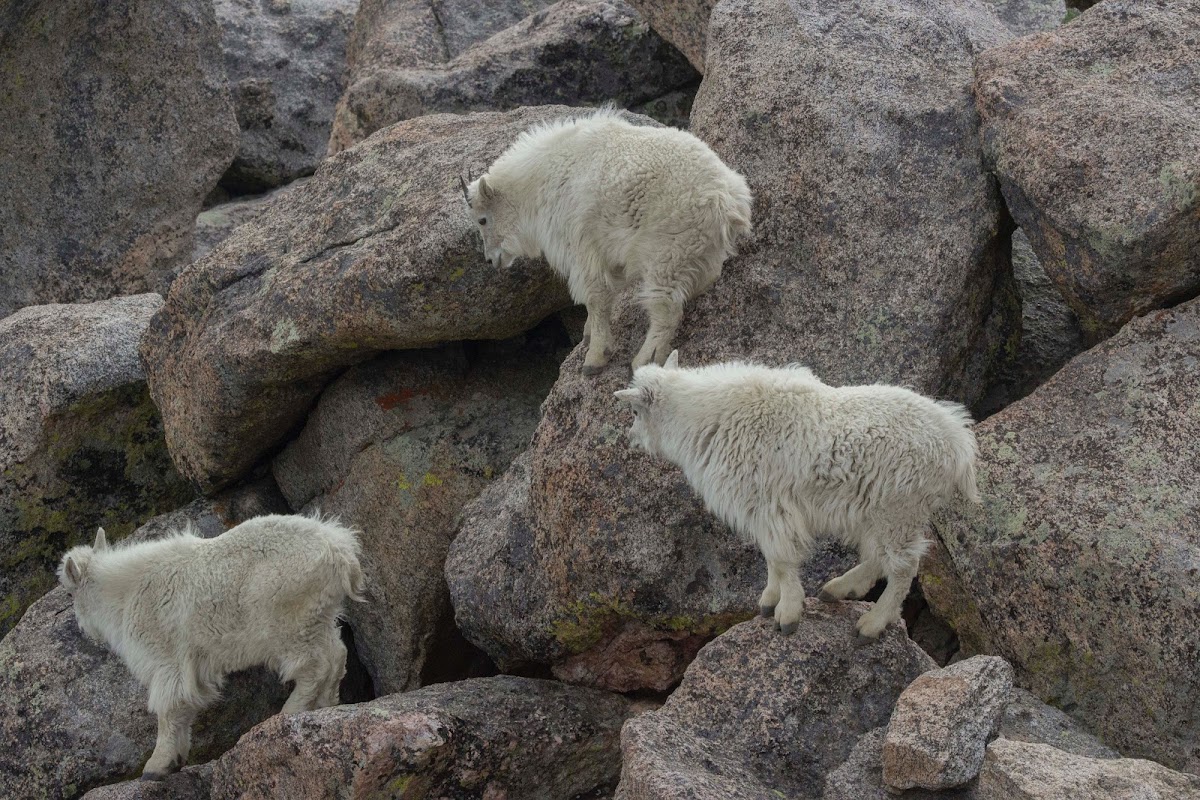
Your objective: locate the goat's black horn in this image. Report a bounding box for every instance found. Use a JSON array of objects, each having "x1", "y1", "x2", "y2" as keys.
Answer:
[{"x1": 458, "y1": 173, "x2": 469, "y2": 202}]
